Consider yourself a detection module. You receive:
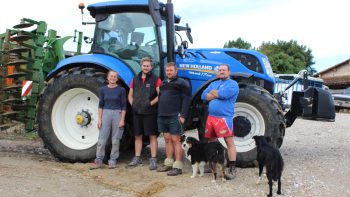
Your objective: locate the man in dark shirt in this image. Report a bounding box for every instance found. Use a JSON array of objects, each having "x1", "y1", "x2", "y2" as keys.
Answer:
[{"x1": 156, "y1": 62, "x2": 191, "y2": 176}]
